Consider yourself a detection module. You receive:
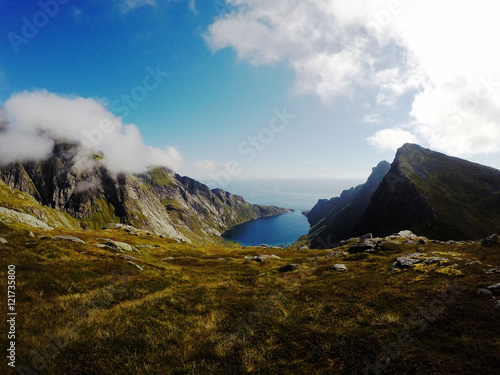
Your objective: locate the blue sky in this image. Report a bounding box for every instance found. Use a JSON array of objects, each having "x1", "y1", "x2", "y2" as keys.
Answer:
[{"x1": 1, "y1": 0, "x2": 499, "y2": 185}]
